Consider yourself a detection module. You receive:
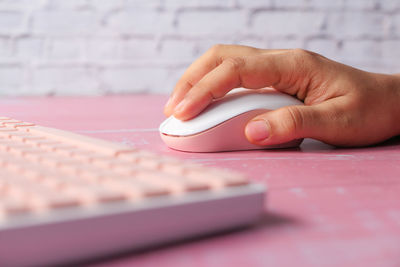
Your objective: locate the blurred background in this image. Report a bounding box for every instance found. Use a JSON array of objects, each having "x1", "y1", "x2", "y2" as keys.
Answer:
[{"x1": 0, "y1": 0, "x2": 399, "y2": 96}]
